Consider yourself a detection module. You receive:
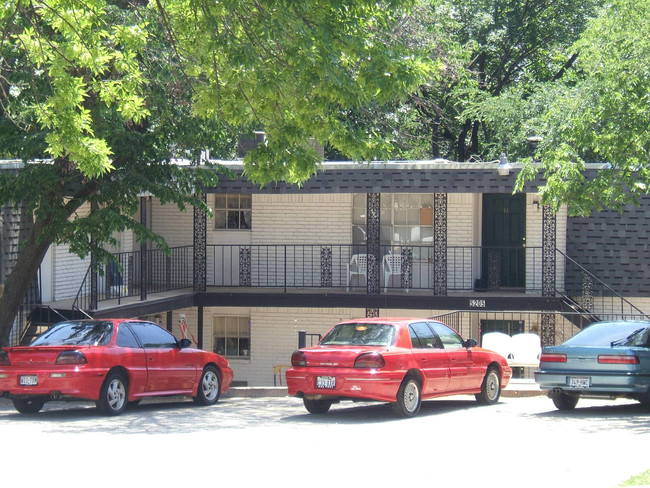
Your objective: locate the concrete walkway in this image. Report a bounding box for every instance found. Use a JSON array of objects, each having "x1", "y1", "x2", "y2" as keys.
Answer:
[{"x1": 223, "y1": 378, "x2": 543, "y2": 398}]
